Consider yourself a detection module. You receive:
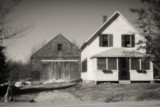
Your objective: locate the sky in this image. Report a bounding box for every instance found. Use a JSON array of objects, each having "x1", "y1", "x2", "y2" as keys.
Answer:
[{"x1": 4, "y1": 0, "x2": 145, "y2": 62}]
